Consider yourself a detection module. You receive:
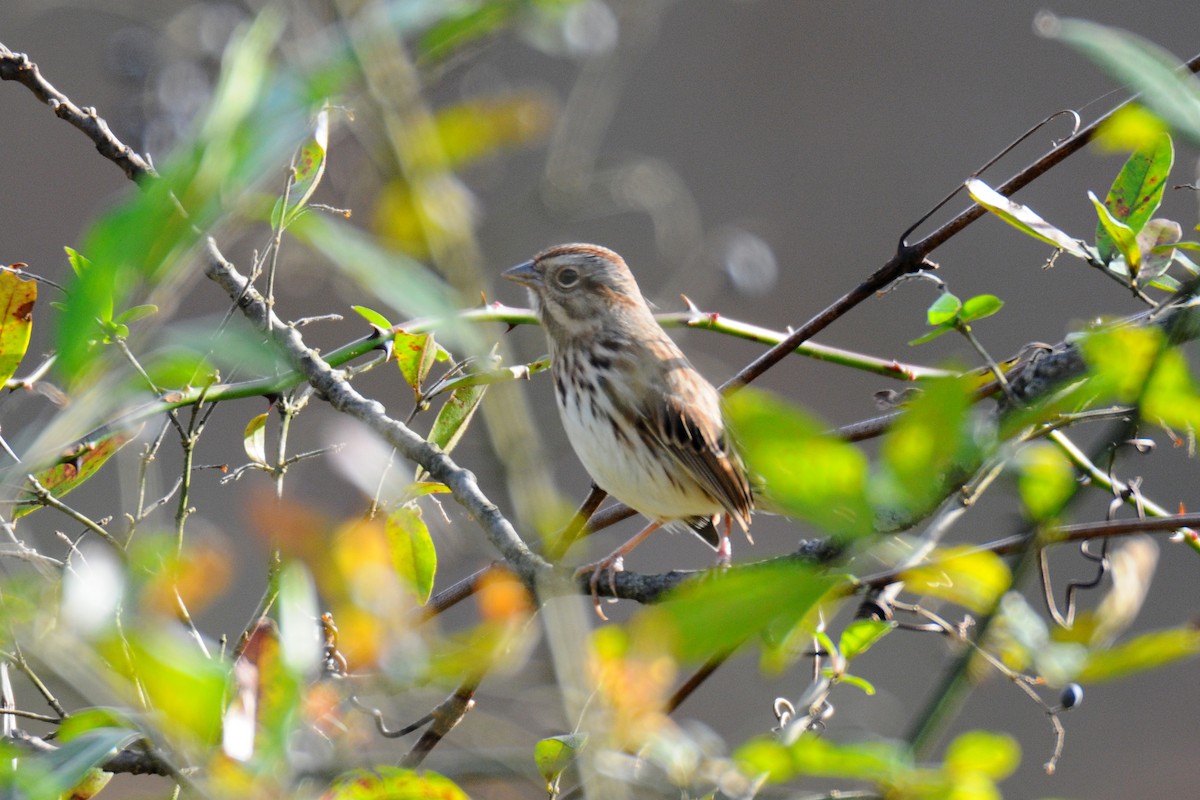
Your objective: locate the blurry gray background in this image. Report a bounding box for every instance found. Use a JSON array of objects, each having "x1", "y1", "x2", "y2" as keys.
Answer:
[{"x1": 3, "y1": 1, "x2": 1199, "y2": 797}]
